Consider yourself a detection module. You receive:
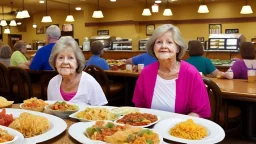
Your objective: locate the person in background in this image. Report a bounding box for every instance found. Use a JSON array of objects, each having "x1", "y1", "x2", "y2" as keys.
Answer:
[
  {"x1": 132, "y1": 24, "x2": 211, "y2": 118},
  {"x1": 126, "y1": 52, "x2": 157, "y2": 66},
  {"x1": 185, "y1": 40, "x2": 223, "y2": 77},
  {"x1": 229, "y1": 42, "x2": 256, "y2": 79},
  {"x1": 48, "y1": 36, "x2": 108, "y2": 105},
  {"x1": 86, "y1": 40, "x2": 110, "y2": 70},
  {"x1": 10, "y1": 40, "x2": 30, "y2": 69},
  {"x1": 0, "y1": 45, "x2": 12, "y2": 66},
  {"x1": 30, "y1": 25, "x2": 61, "y2": 70}
]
